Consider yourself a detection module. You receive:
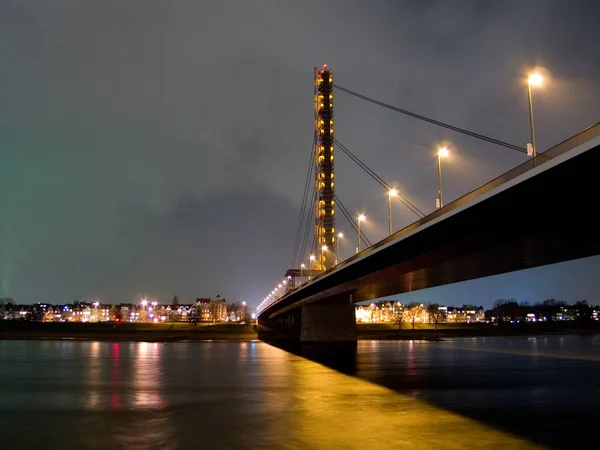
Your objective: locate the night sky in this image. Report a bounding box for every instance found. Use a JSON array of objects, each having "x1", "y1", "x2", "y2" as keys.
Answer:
[{"x1": 1, "y1": 1, "x2": 599, "y2": 308}]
